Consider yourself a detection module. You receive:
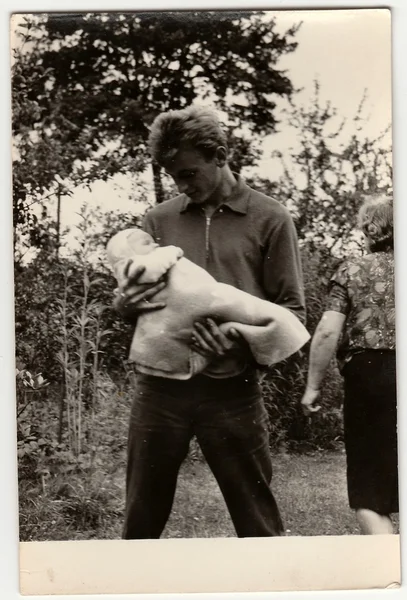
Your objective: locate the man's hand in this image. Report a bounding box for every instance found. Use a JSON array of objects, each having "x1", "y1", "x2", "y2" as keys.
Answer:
[
  {"x1": 113, "y1": 261, "x2": 167, "y2": 320},
  {"x1": 301, "y1": 387, "x2": 322, "y2": 416},
  {"x1": 191, "y1": 318, "x2": 250, "y2": 361}
]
